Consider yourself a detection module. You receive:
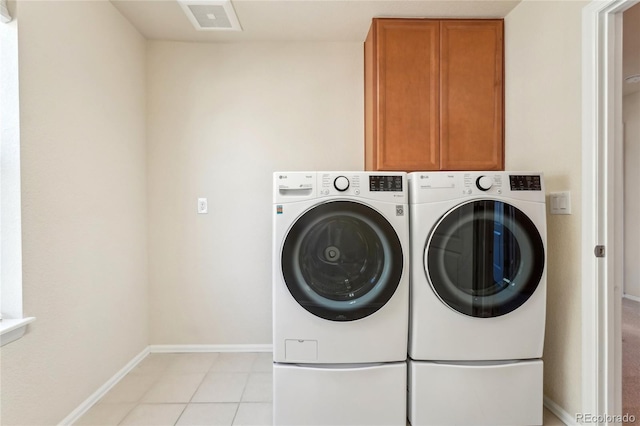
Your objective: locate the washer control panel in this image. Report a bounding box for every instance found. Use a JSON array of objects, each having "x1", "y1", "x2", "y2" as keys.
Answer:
[
  {"x1": 320, "y1": 174, "x2": 361, "y2": 196},
  {"x1": 369, "y1": 175, "x2": 403, "y2": 192},
  {"x1": 318, "y1": 172, "x2": 406, "y2": 200},
  {"x1": 275, "y1": 172, "x2": 408, "y2": 203}
]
